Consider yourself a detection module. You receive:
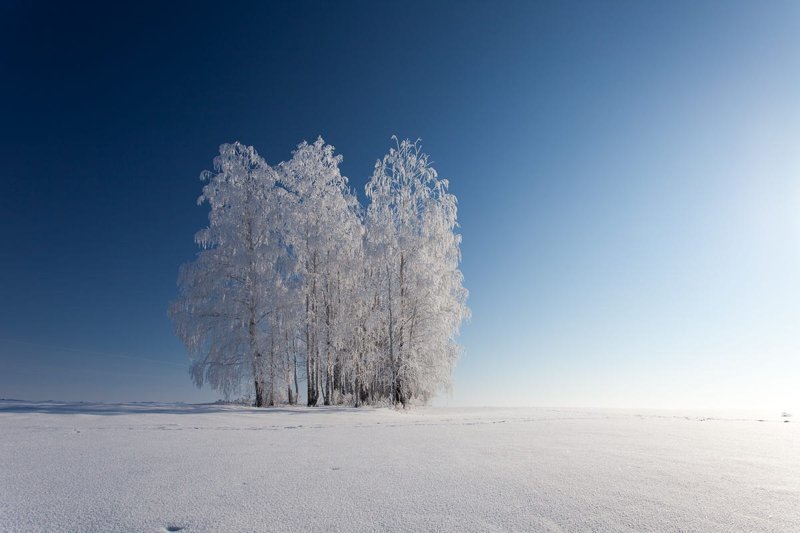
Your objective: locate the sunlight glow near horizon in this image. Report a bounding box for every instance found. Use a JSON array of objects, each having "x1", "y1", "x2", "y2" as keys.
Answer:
[{"x1": 445, "y1": 28, "x2": 800, "y2": 411}]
